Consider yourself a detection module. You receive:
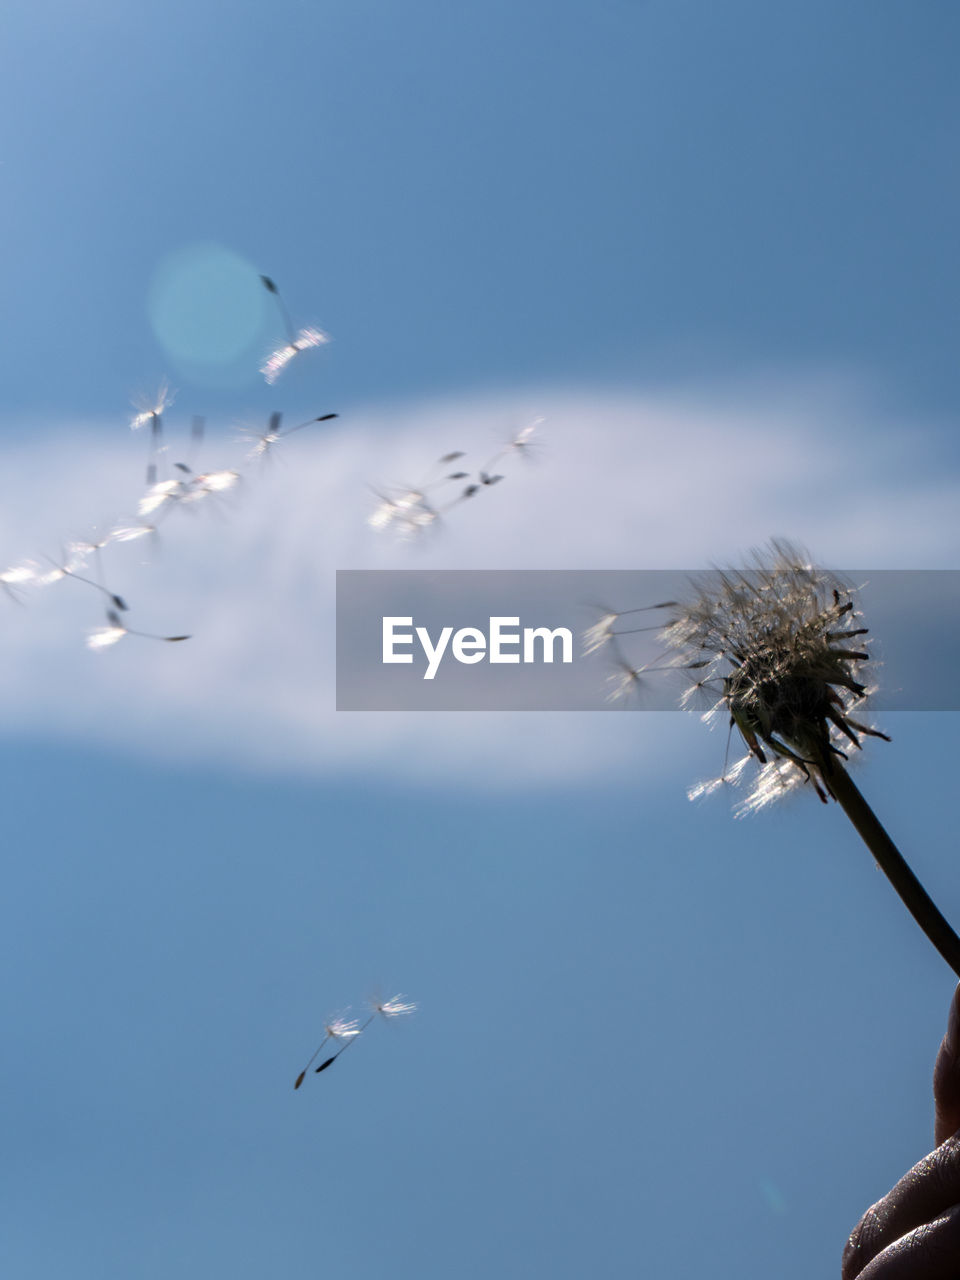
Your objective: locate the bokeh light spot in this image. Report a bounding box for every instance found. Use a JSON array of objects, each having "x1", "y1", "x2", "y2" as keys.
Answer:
[{"x1": 148, "y1": 244, "x2": 267, "y2": 370}]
